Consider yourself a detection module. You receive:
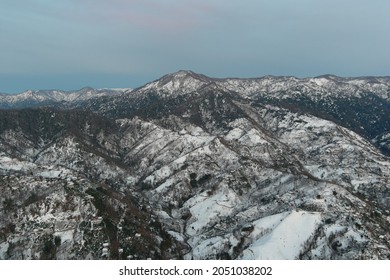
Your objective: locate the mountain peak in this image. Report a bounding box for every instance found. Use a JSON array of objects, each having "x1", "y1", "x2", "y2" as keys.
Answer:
[
  {"x1": 173, "y1": 69, "x2": 197, "y2": 76},
  {"x1": 138, "y1": 70, "x2": 212, "y2": 95},
  {"x1": 163, "y1": 70, "x2": 211, "y2": 82}
]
